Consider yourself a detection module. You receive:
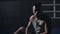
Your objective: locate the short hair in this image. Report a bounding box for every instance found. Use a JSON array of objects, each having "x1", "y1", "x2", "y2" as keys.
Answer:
[
  {"x1": 33, "y1": 1, "x2": 42, "y2": 12},
  {"x1": 33, "y1": 1, "x2": 41, "y2": 7},
  {"x1": 33, "y1": 1, "x2": 43, "y2": 19}
]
